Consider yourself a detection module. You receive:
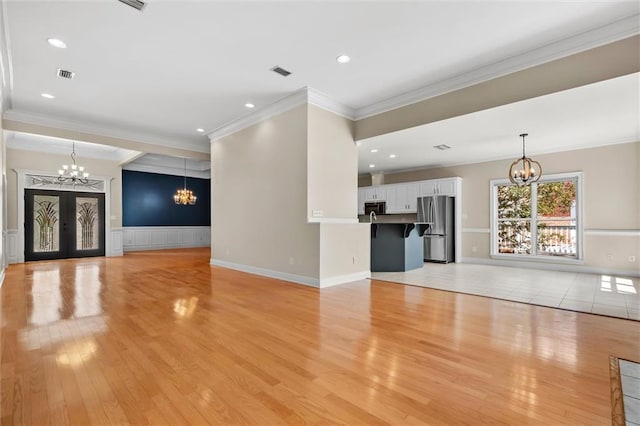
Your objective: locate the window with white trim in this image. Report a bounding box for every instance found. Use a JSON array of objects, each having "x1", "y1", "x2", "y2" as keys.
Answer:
[{"x1": 491, "y1": 172, "x2": 583, "y2": 261}]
